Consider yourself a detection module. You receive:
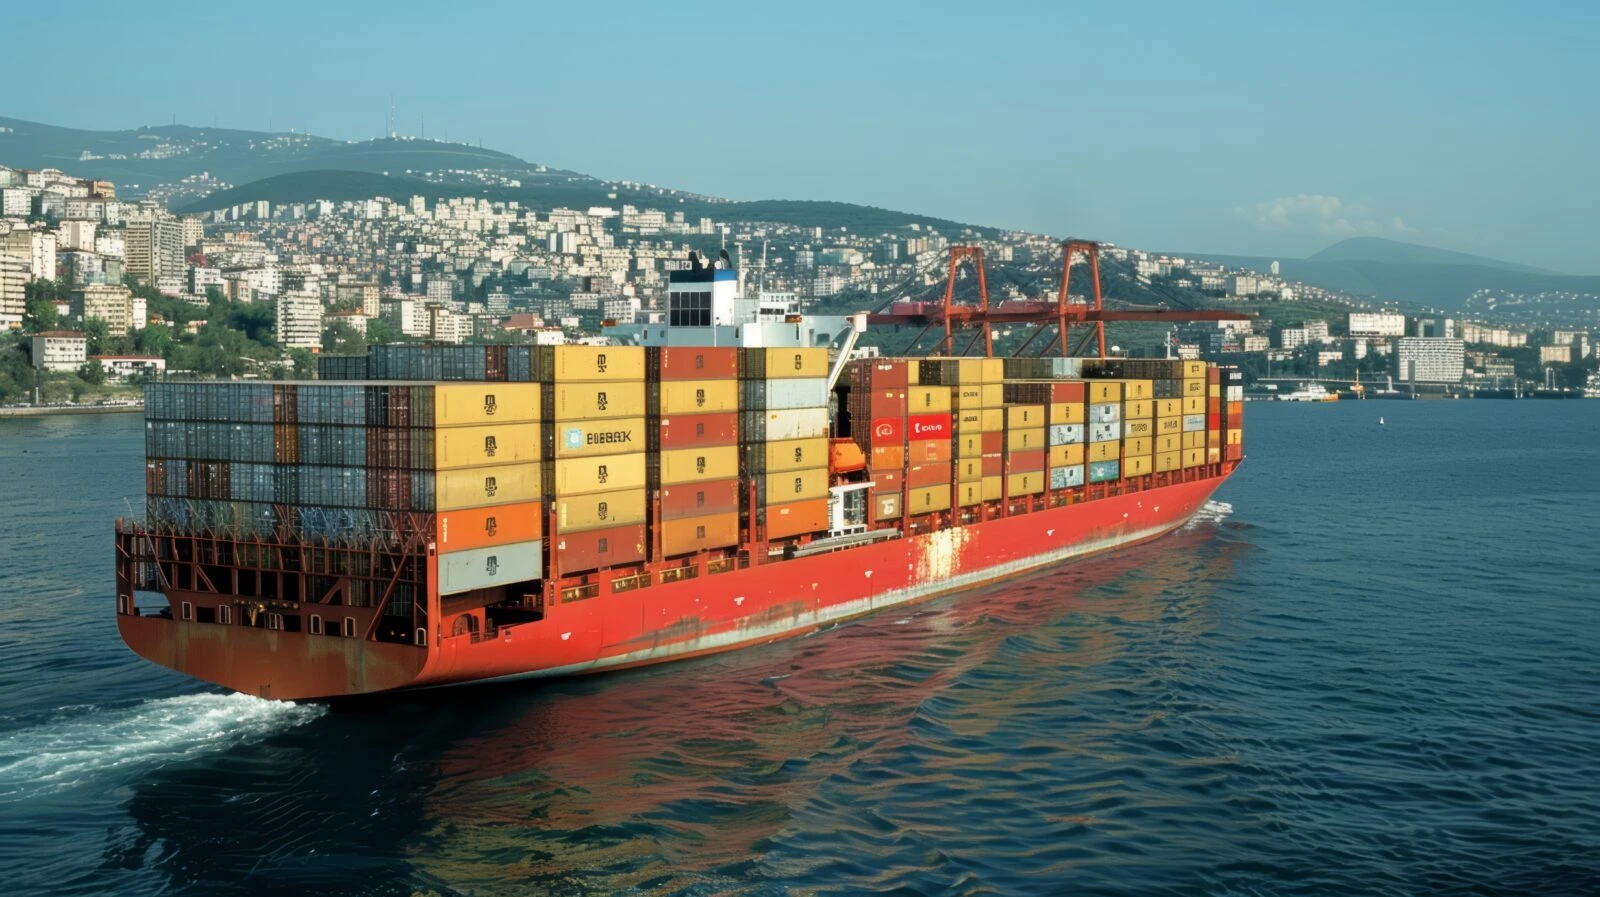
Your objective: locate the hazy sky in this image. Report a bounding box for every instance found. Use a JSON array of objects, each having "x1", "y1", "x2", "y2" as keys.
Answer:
[{"x1": 9, "y1": 1, "x2": 1597, "y2": 273}]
